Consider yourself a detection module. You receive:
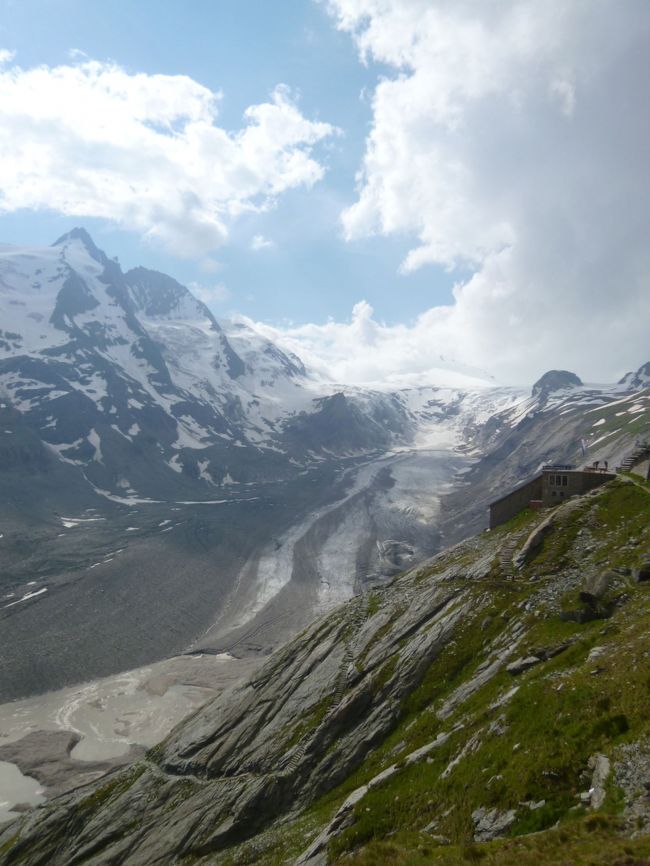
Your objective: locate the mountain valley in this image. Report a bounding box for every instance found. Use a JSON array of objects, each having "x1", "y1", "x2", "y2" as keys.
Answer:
[
  {"x1": 1, "y1": 231, "x2": 648, "y2": 702},
  {"x1": 0, "y1": 230, "x2": 649, "y2": 862}
]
